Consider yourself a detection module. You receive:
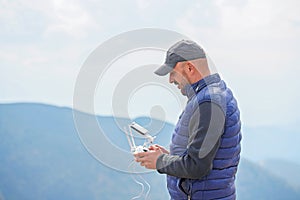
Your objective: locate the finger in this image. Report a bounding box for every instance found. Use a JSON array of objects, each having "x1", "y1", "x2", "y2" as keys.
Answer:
[
  {"x1": 152, "y1": 144, "x2": 160, "y2": 148},
  {"x1": 149, "y1": 146, "x2": 158, "y2": 150},
  {"x1": 135, "y1": 156, "x2": 147, "y2": 162},
  {"x1": 144, "y1": 162, "x2": 153, "y2": 169},
  {"x1": 140, "y1": 161, "x2": 148, "y2": 167},
  {"x1": 141, "y1": 161, "x2": 150, "y2": 167},
  {"x1": 134, "y1": 152, "x2": 147, "y2": 157},
  {"x1": 148, "y1": 146, "x2": 154, "y2": 150}
]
